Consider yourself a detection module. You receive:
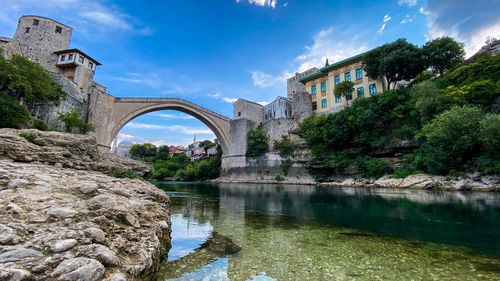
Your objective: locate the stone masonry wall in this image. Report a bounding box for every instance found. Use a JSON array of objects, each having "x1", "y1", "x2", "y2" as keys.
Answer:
[
  {"x1": 30, "y1": 73, "x2": 88, "y2": 131},
  {"x1": 13, "y1": 16, "x2": 72, "y2": 72}
]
